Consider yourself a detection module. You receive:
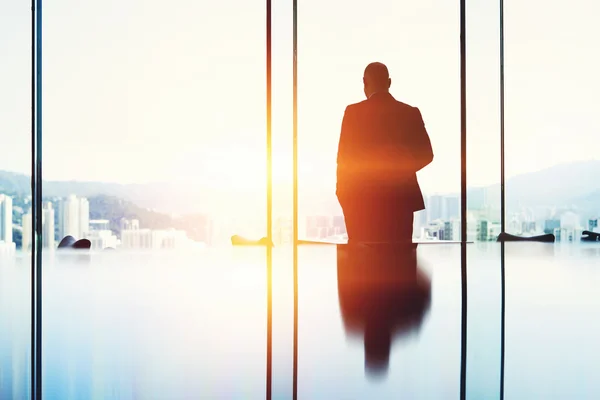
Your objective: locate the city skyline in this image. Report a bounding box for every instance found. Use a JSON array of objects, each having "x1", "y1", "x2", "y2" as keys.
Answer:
[
  {"x1": 1, "y1": 157, "x2": 599, "y2": 244},
  {"x1": 1, "y1": 189, "x2": 598, "y2": 252}
]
